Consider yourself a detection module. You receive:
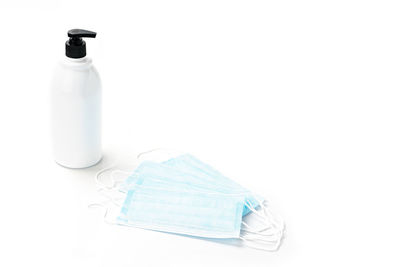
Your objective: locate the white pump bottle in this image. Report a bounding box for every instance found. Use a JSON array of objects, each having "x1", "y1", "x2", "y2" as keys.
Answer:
[{"x1": 51, "y1": 29, "x2": 102, "y2": 168}]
